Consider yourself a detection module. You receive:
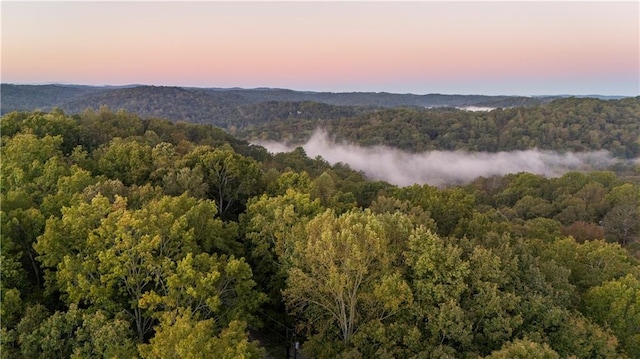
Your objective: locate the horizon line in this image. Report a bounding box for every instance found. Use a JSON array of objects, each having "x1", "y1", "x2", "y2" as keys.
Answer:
[{"x1": 2, "y1": 82, "x2": 636, "y2": 99}]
